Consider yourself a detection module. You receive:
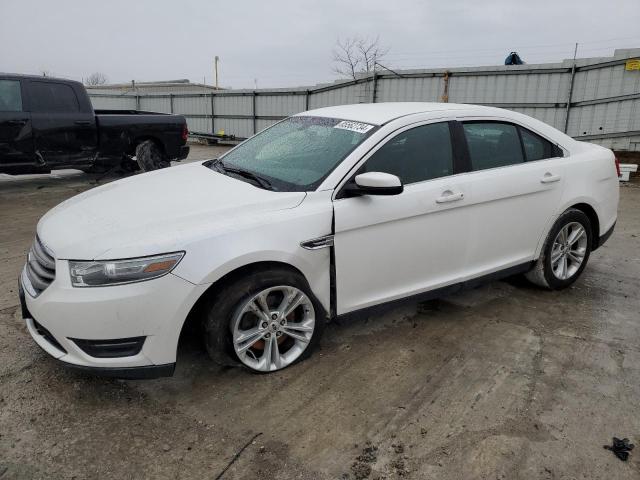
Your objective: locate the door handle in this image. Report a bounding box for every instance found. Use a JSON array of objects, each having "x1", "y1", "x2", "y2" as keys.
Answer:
[
  {"x1": 540, "y1": 173, "x2": 561, "y2": 184},
  {"x1": 74, "y1": 120, "x2": 92, "y2": 126},
  {"x1": 436, "y1": 191, "x2": 464, "y2": 204},
  {"x1": 6, "y1": 119, "x2": 27, "y2": 125}
]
